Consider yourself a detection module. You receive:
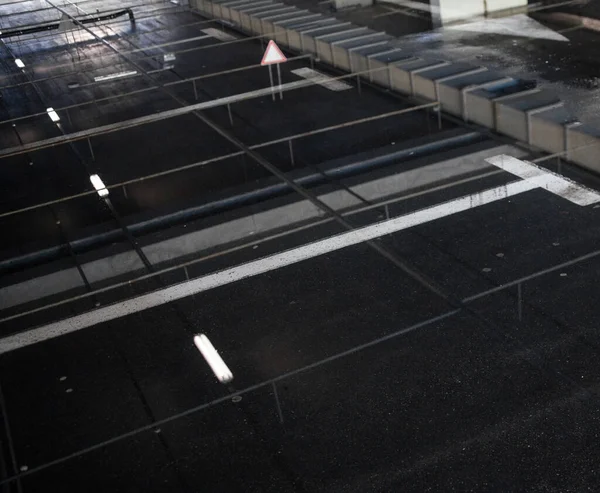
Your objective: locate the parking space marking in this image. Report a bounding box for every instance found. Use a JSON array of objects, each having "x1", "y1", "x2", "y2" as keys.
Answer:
[
  {"x1": 291, "y1": 67, "x2": 352, "y2": 91},
  {"x1": 202, "y1": 28, "x2": 237, "y2": 42},
  {"x1": 486, "y1": 155, "x2": 600, "y2": 206},
  {"x1": 0, "y1": 179, "x2": 537, "y2": 354}
]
